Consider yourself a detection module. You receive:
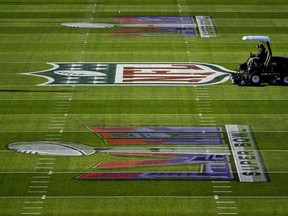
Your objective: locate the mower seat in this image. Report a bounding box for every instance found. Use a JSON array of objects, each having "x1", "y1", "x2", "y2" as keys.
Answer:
[
  {"x1": 263, "y1": 52, "x2": 271, "y2": 68},
  {"x1": 248, "y1": 51, "x2": 271, "y2": 73}
]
